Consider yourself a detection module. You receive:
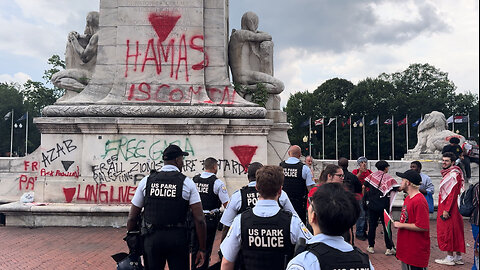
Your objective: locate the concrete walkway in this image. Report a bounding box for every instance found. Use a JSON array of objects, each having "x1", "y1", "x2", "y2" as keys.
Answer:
[{"x1": 0, "y1": 220, "x2": 476, "y2": 269}]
